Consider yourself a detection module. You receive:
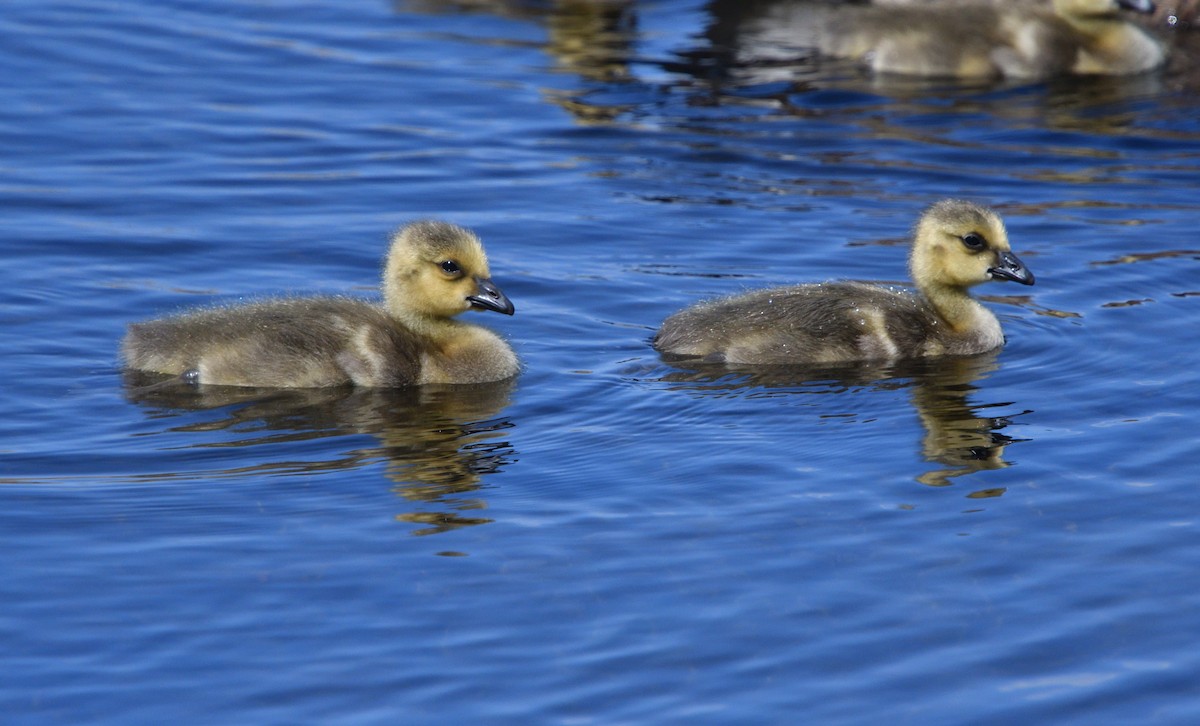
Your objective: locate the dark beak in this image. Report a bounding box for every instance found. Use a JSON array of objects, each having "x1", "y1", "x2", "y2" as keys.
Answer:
[
  {"x1": 467, "y1": 277, "x2": 515, "y2": 315},
  {"x1": 1117, "y1": 0, "x2": 1154, "y2": 13},
  {"x1": 988, "y1": 250, "x2": 1035, "y2": 286}
]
